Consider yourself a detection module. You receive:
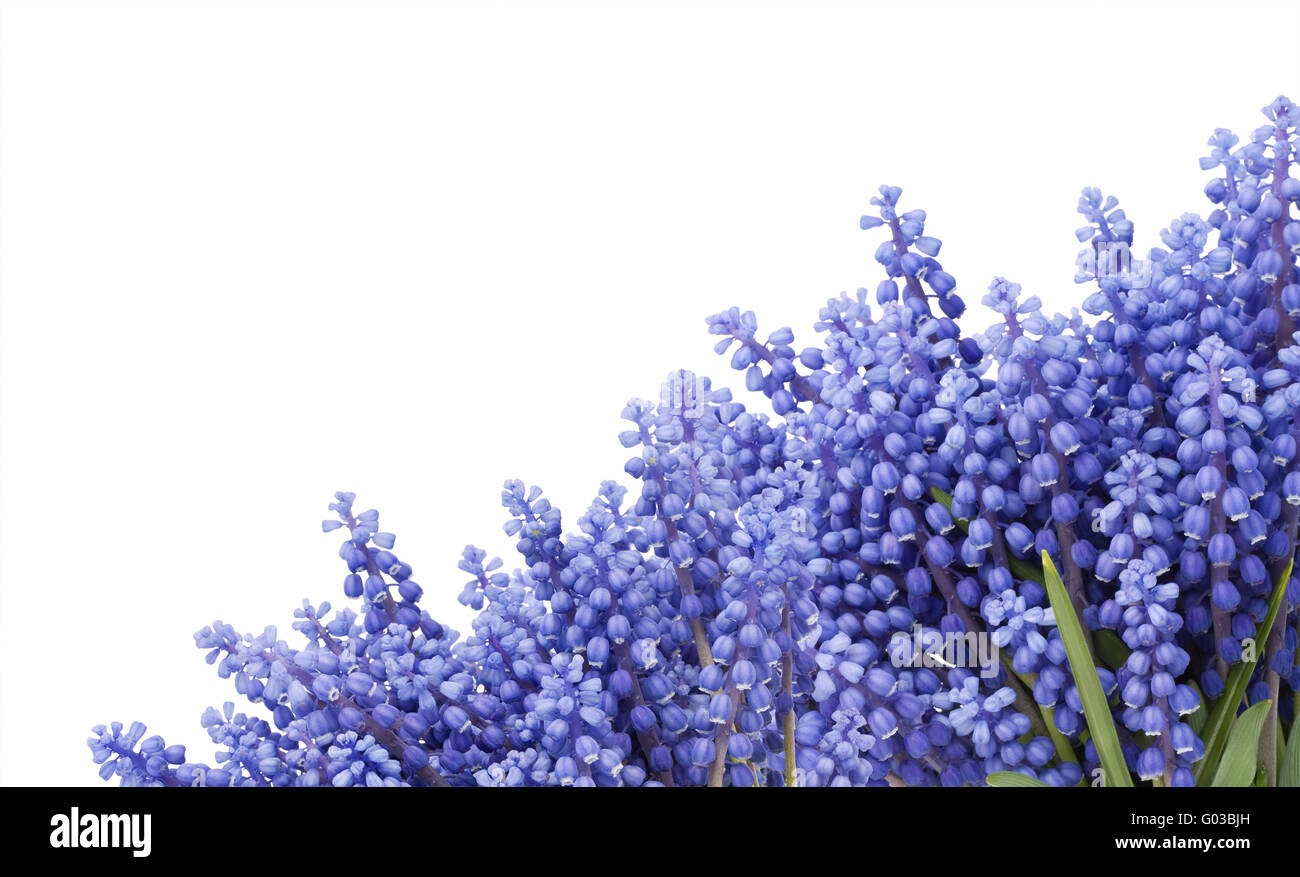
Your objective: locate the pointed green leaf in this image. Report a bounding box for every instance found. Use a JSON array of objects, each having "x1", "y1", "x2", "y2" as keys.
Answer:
[
  {"x1": 1210, "y1": 700, "x2": 1273, "y2": 787},
  {"x1": 1195, "y1": 559, "x2": 1292, "y2": 785},
  {"x1": 1040, "y1": 551, "x2": 1131, "y2": 786},
  {"x1": 930, "y1": 485, "x2": 955, "y2": 509},
  {"x1": 987, "y1": 771, "x2": 1050, "y2": 788},
  {"x1": 1280, "y1": 721, "x2": 1300, "y2": 788}
]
